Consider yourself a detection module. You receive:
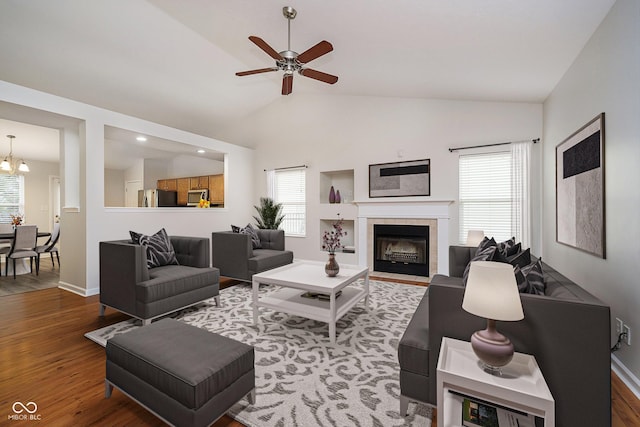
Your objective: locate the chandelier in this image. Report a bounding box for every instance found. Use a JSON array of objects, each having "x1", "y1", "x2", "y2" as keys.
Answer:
[{"x1": 1, "y1": 135, "x2": 29, "y2": 174}]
